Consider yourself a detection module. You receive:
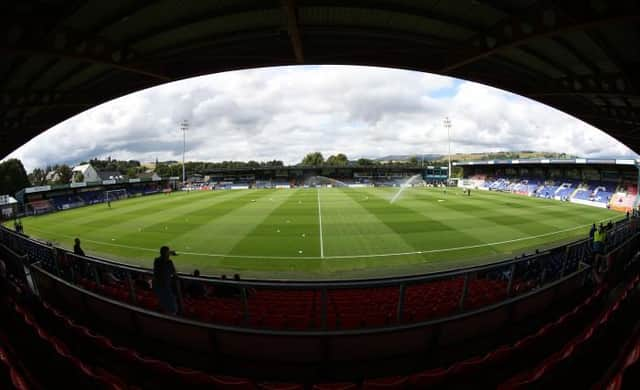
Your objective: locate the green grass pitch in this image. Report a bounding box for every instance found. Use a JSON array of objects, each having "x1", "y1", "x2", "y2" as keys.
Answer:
[{"x1": 7, "y1": 187, "x2": 621, "y2": 280}]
